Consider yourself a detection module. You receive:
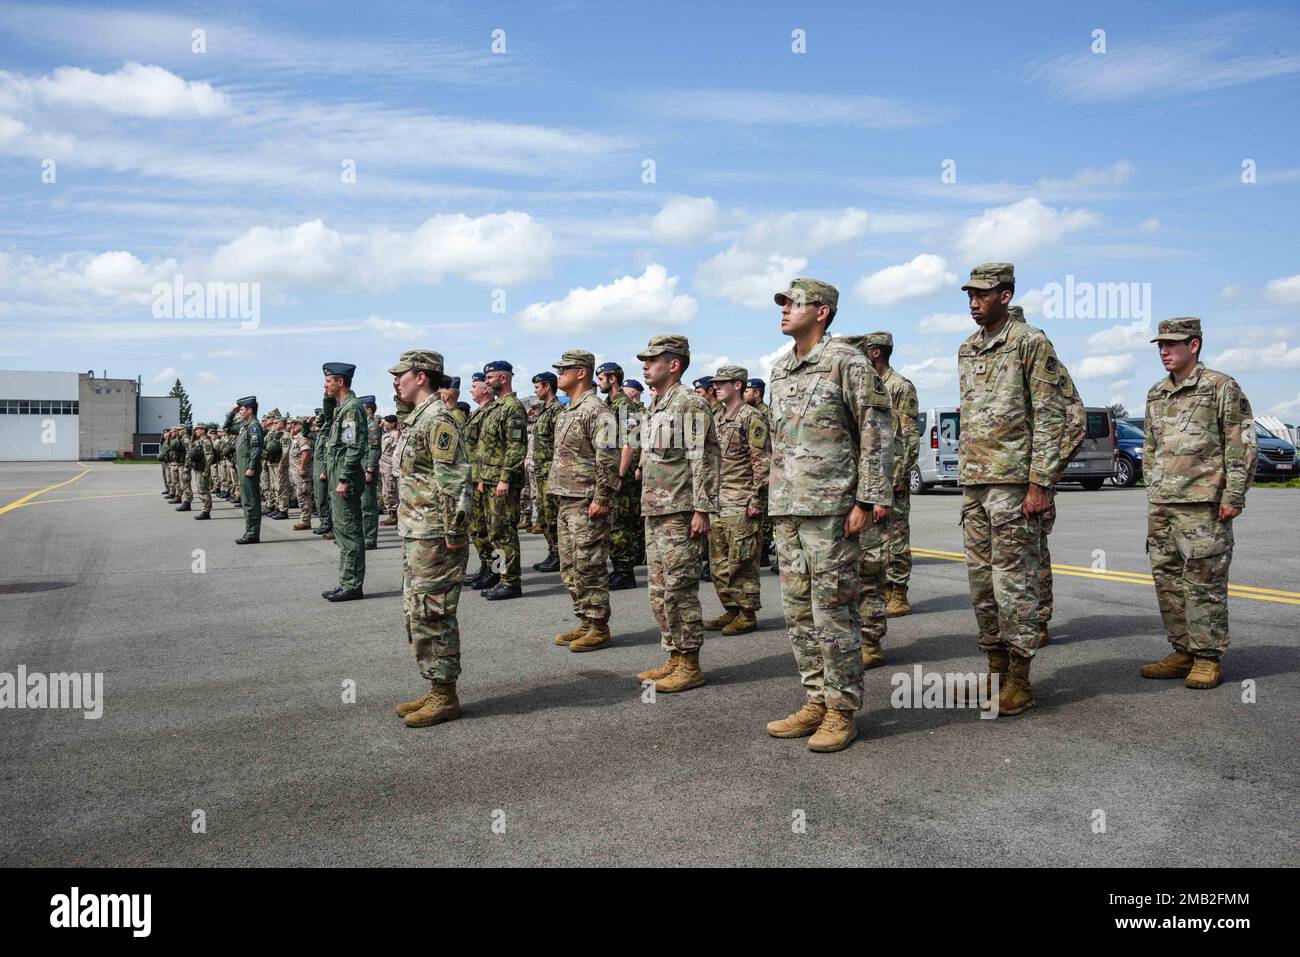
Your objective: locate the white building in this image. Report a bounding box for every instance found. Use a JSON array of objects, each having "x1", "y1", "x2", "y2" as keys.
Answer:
[{"x1": 0, "y1": 371, "x2": 80, "y2": 461}]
